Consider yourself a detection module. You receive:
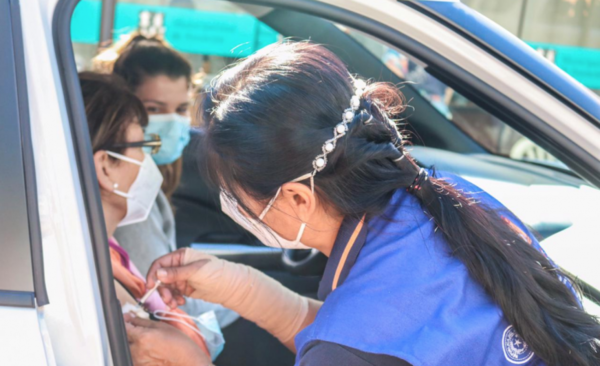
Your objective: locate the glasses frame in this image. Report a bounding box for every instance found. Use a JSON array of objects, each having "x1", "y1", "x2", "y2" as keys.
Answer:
[{"x1": 107, "y1": 133, "x2": 162, "y2": 155}]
